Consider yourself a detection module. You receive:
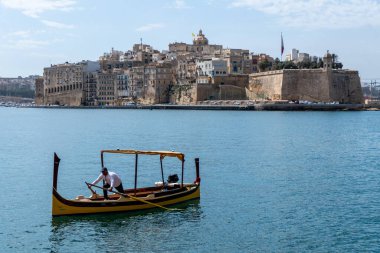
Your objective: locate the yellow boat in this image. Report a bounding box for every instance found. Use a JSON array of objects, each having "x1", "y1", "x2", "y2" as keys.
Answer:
[{"x1": 52, "y1": 150, "x2": 201, "y2": 216}]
